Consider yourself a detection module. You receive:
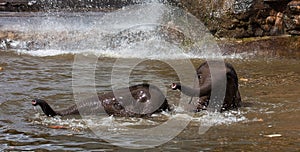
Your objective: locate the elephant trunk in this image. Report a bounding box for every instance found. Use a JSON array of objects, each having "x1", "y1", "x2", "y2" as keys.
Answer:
[
  {"x1": 171, "y1": 83, "x2": 211, "y2": 97},
  {"x1": 32, "y1": 99, "x2": 80, "y2": 117},
  {"x1": 32, "y1": 99, "x2": 59, "y2": 117}
]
